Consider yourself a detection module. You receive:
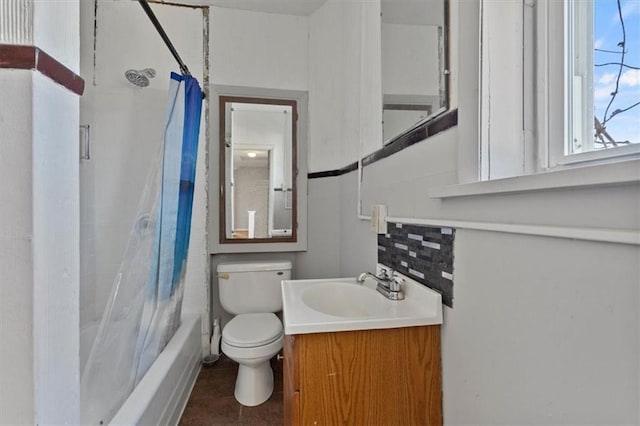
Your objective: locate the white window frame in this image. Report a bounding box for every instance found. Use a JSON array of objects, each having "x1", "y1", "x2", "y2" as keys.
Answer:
[
  {"x1": 565, "y1": 0, "x2": 595, "y2": 156},
  {"x1": 479, "y1": 0, "x2": 528, "y2": 181}
]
